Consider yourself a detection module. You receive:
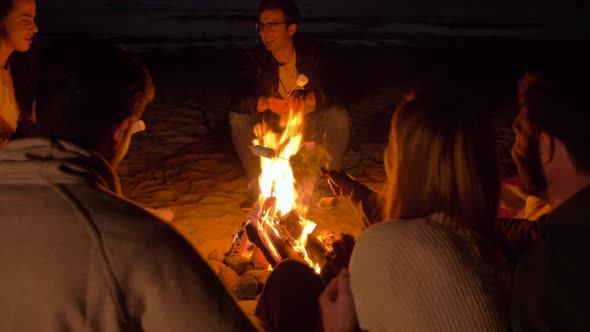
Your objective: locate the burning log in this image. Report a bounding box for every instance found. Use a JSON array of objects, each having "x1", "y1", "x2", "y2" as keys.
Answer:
[
  {"x1": 248, "y1": 246, "x2": 270, "y2": 271},
  {"x1": 242, "y1": 206, "x2": 327, "y2": 269},
  {"x1": 226, "y1": 228, "x2": 249, "y2": 258},
  {"x1": 278, "y1": 210, "x2": 327, "y2": 267},
  {"x1": 305, "y1": 235, "x2": 327, "y2": 268},
  {"x1": 225, "y1": 202, "x2": 262, "y2": 259},
  {"x1": 225, "y1": 193, "x2": 328, "y2": 274},
  {"x1": 246, "y1": 222, "x2": 280, "y2": 267}
]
